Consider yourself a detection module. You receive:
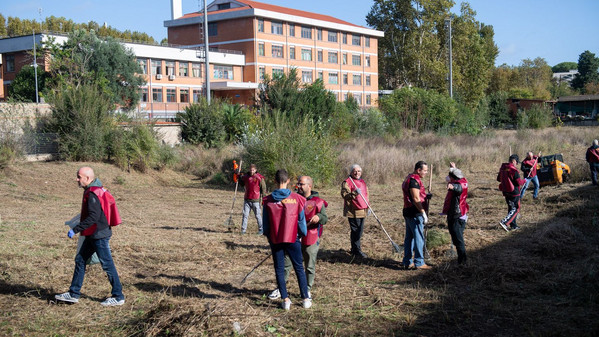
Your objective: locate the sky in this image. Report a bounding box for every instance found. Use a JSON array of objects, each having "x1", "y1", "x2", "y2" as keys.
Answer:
[{"x1": 1, "y1": 0, "x2": 598, "y2": 67}]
